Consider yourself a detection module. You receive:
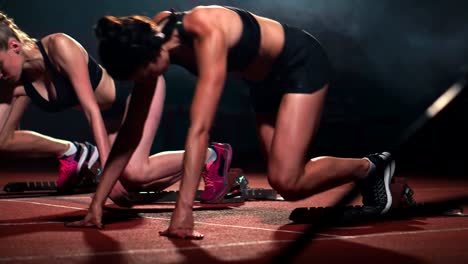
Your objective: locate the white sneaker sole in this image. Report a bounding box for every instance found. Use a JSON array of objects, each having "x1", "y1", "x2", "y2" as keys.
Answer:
[{"x1": 381, "y1": 152, "x2": 396, "y2": 214}]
